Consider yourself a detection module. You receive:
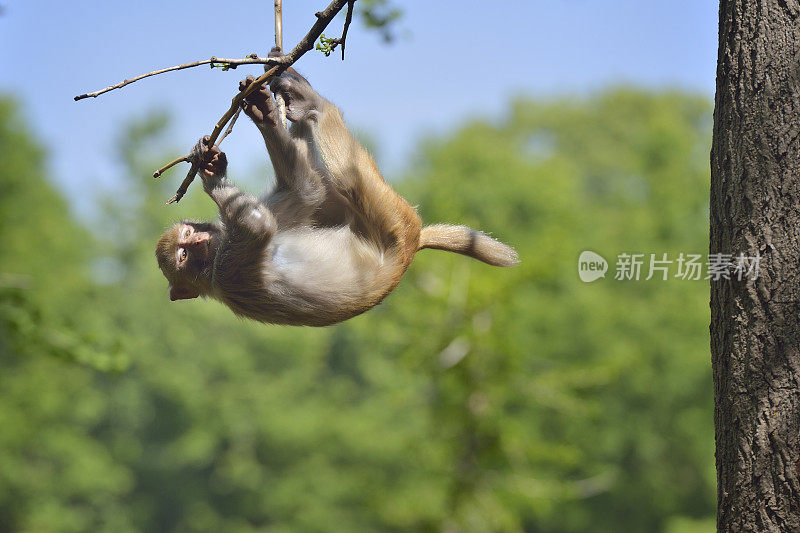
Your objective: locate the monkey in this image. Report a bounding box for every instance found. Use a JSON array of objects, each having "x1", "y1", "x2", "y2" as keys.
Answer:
[{"x1": 155, "y1": 69, "x2": 519, "y2": 326}]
